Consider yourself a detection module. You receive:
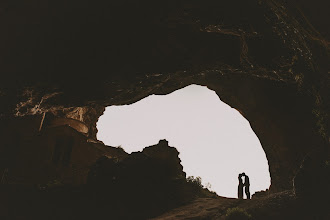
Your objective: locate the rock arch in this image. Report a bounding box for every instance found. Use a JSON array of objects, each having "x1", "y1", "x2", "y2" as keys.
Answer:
[{"x1": 0, "y1": 0, "x2": 328, "y2": 195}]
